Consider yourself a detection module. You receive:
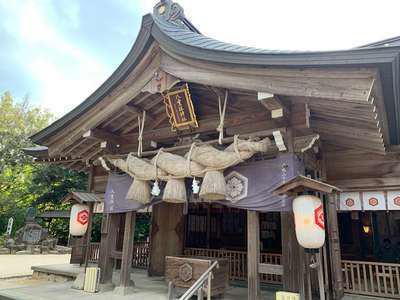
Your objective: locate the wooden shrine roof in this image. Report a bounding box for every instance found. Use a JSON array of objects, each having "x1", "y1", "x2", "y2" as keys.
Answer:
[
  {"x1": 62, "y1": 191, "x2": 104, "y2": 204},
  {"x1": 26, "y1": 0, "x2": 400, "y2": 172},
  {"x1": 38, "y1": 210, "x2": 70, "y2": 219},
  {"x1": 273, "y1": 175, "x2": 341, "y2": 196}
]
